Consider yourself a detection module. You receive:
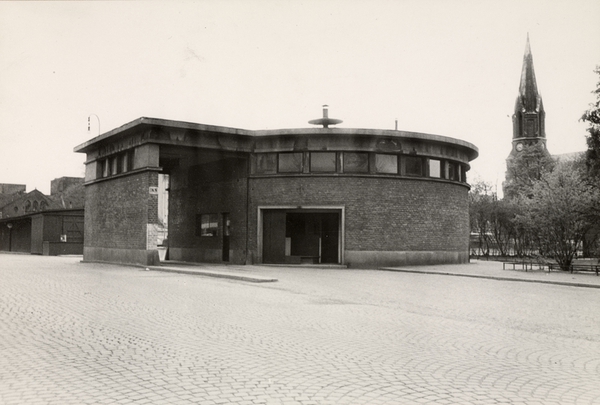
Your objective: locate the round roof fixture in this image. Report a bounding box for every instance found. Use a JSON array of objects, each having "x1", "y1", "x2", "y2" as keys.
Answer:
[{"x1": 308, "y1": 105, "x2": 343, "y2": 128}]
